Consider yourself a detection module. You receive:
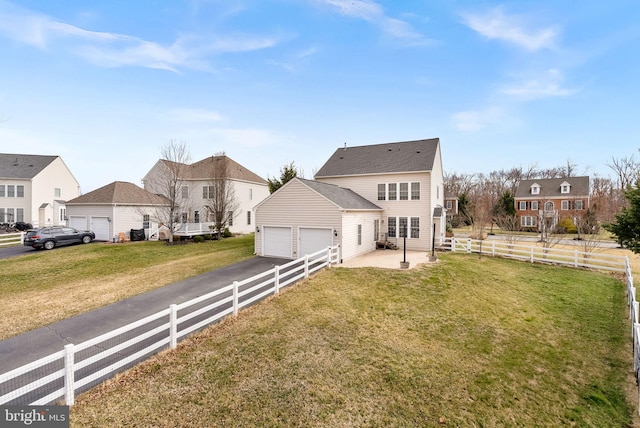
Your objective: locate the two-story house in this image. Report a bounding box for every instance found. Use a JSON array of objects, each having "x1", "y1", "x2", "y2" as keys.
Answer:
[
  {"x1": 142, "y1": 155, "x2": 269, "y2": 235},
  {"x1": 514, "y1": 176, "x2": 590, "y2": 232},
  {"x1": 0, "y1": 153, "x2": 80, "y2": 227},
  {"x1": 254, "y1": 138, "x2": 445, "y2": 261}
]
